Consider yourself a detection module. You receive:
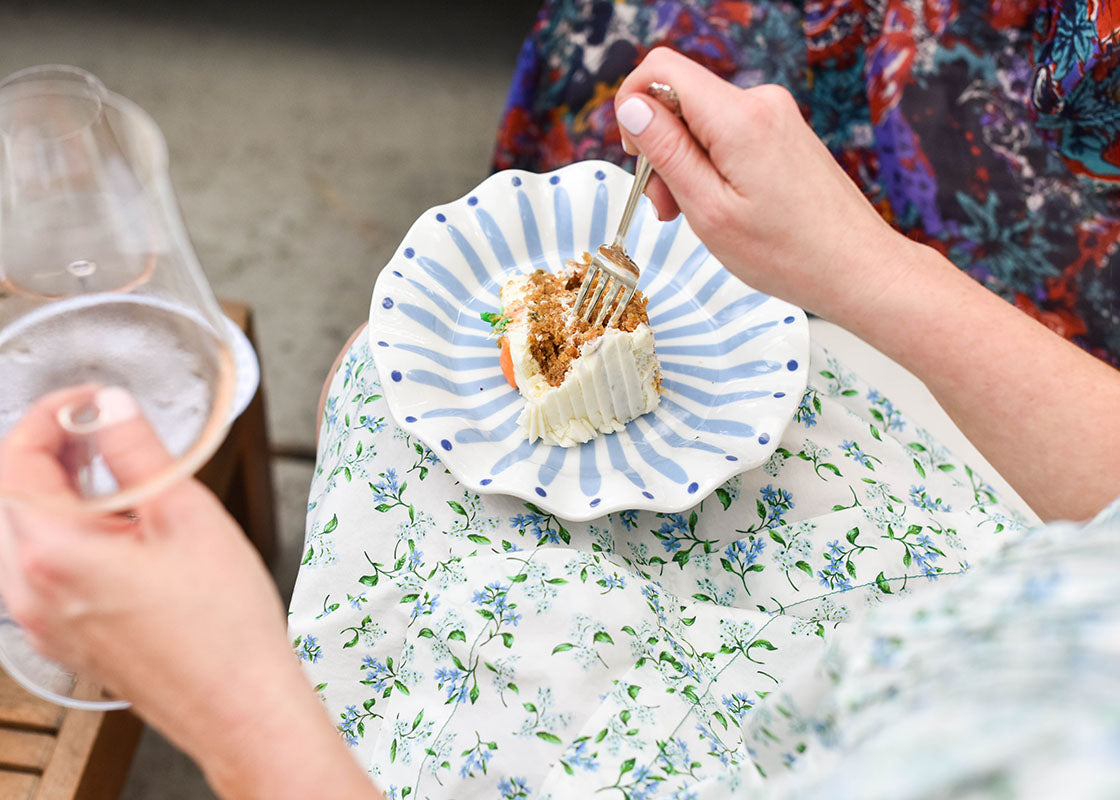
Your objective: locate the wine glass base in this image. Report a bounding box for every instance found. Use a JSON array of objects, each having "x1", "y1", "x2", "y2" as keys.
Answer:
[{"x1": 0, "y1": 610, "x2": 129, "y2": 711}]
